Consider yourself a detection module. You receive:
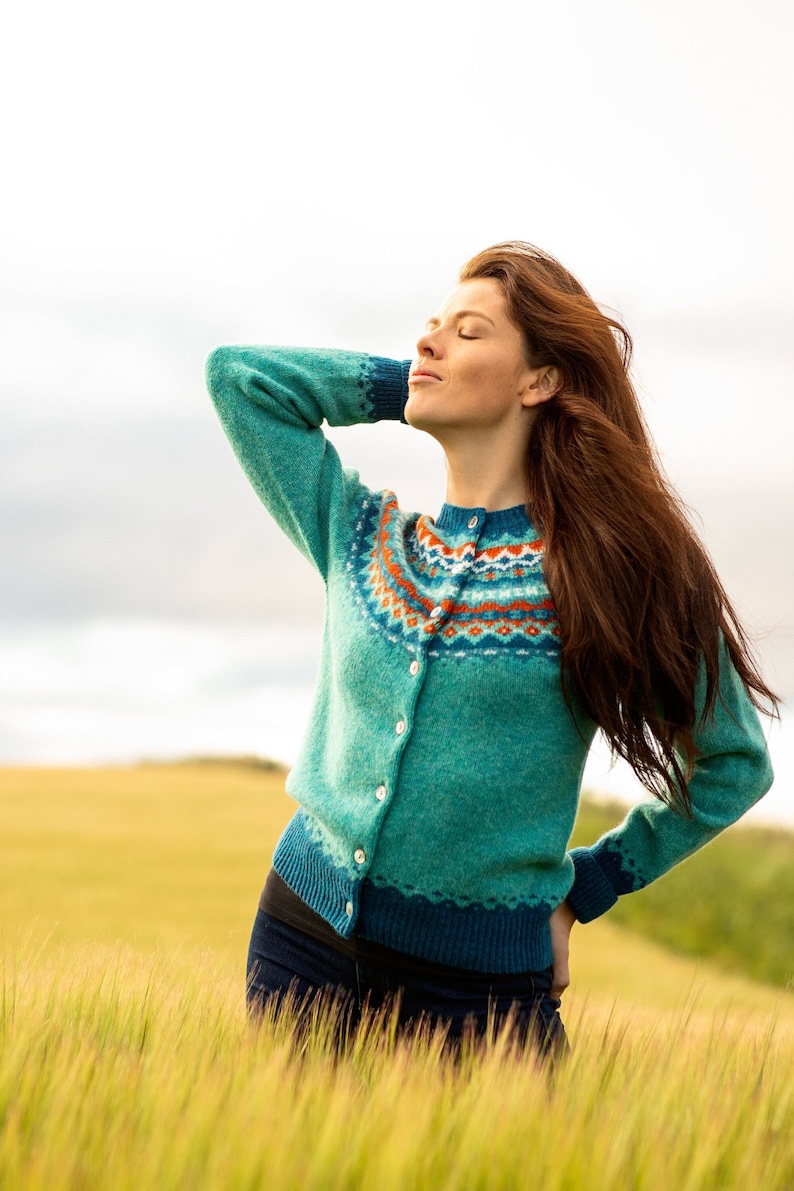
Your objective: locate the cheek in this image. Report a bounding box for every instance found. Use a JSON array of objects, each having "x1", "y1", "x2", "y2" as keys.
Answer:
[
  {"x1": 469, "y1": 359, "x2": 516, "y2": 405},
  {"x1": 458, "y1": 354, "x2": 503, "y2": 392}
]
